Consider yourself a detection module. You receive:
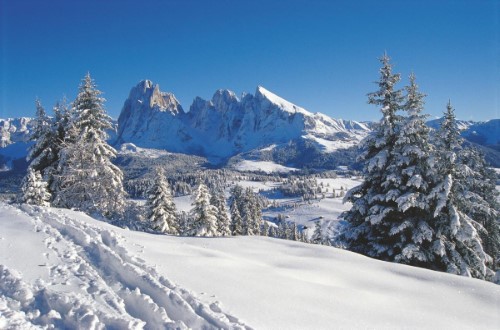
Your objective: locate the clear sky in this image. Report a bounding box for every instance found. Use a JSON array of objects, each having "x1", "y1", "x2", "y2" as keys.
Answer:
[{"x1": 1, "y1": 0, "x2": 498, "y2": 122}]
